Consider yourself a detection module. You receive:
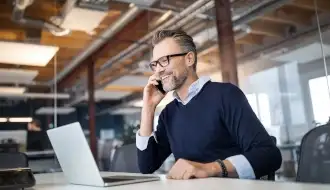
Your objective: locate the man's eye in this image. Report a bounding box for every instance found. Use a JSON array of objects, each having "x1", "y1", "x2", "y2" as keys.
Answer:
[
  {"x1": 159, "y1": 57, "x2": 167, "y2": 62},
  {"x1": 150, "y1": 62, "x2": 157, "y2": 68}
]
